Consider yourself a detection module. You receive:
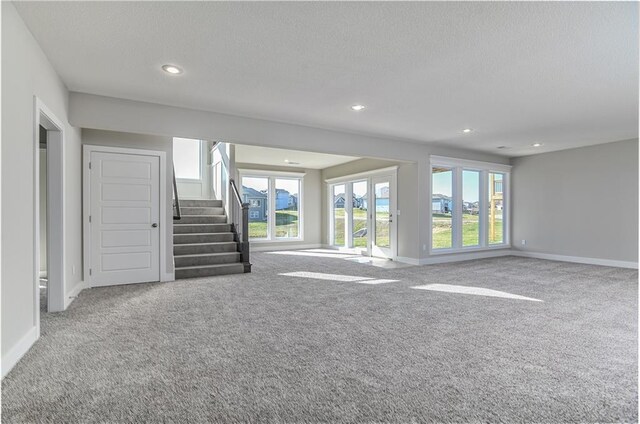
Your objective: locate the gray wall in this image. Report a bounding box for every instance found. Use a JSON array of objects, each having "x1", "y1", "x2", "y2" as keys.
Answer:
[
  {"x1": 236, "y1": 163, "x2": 322, "y2": 250},
  {"x1": 2, "y1": 2, "x2": 84, "y2": 372},
  {"x1": 82, "y1": 129, "x2": 175, "y2": 275},
  {"x1": 512, "y1": 139, "x2": 638, "y2": 263}
]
